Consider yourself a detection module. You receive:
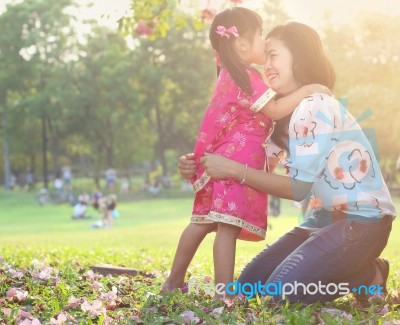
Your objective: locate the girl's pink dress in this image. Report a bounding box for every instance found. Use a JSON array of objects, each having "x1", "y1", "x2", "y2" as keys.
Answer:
[{"x1": 191, "y1": 67, "x2": 275, "y2": 241}]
